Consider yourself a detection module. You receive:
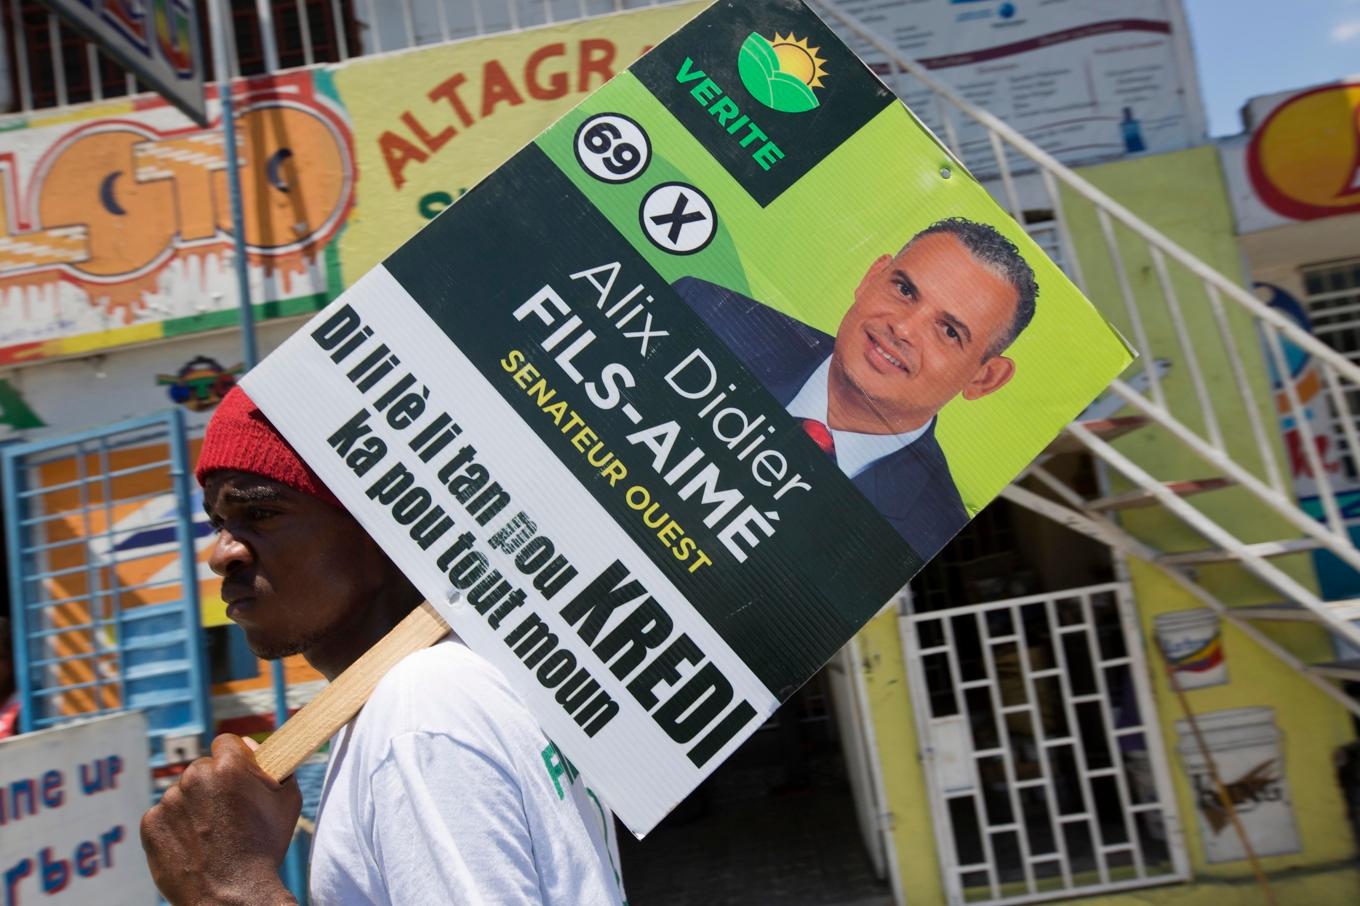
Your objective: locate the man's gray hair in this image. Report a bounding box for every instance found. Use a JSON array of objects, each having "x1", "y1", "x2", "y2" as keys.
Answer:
[{"x1": 907, "y1": 217, "x2": 1038, "y2": 359}]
